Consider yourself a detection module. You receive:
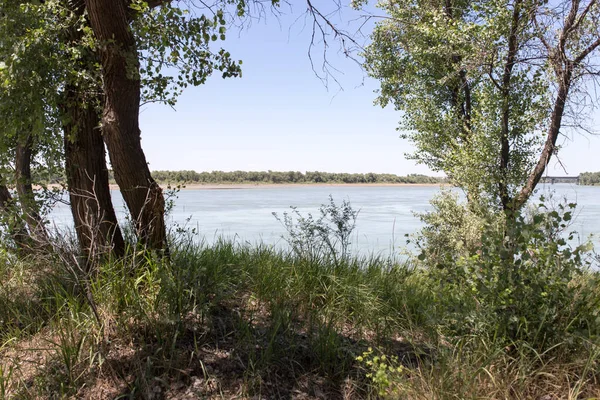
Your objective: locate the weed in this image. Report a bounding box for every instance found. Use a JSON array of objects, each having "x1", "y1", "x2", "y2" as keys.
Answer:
[{"x1": 273, "y1": 195, "x2": 358, "y2": 264}]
